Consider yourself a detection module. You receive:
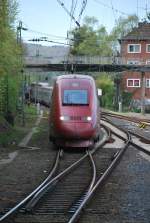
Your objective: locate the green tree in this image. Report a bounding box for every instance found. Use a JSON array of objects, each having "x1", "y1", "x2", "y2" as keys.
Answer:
[
  {"x1": 96, "y1": 74, "x2": 114, "y2": 109},
  {"x1": 0, "y1": 0, "x2": 22, "y2": 119},
  {"x1": 109, "y1": 14, "x2": 139, "y2": 54},
  {"x1": 70, "y1": 16, "x2": 112, "y2": 56},
  {"x1": 70, "y1": 15, "x2": 139, "y2": 56}
]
